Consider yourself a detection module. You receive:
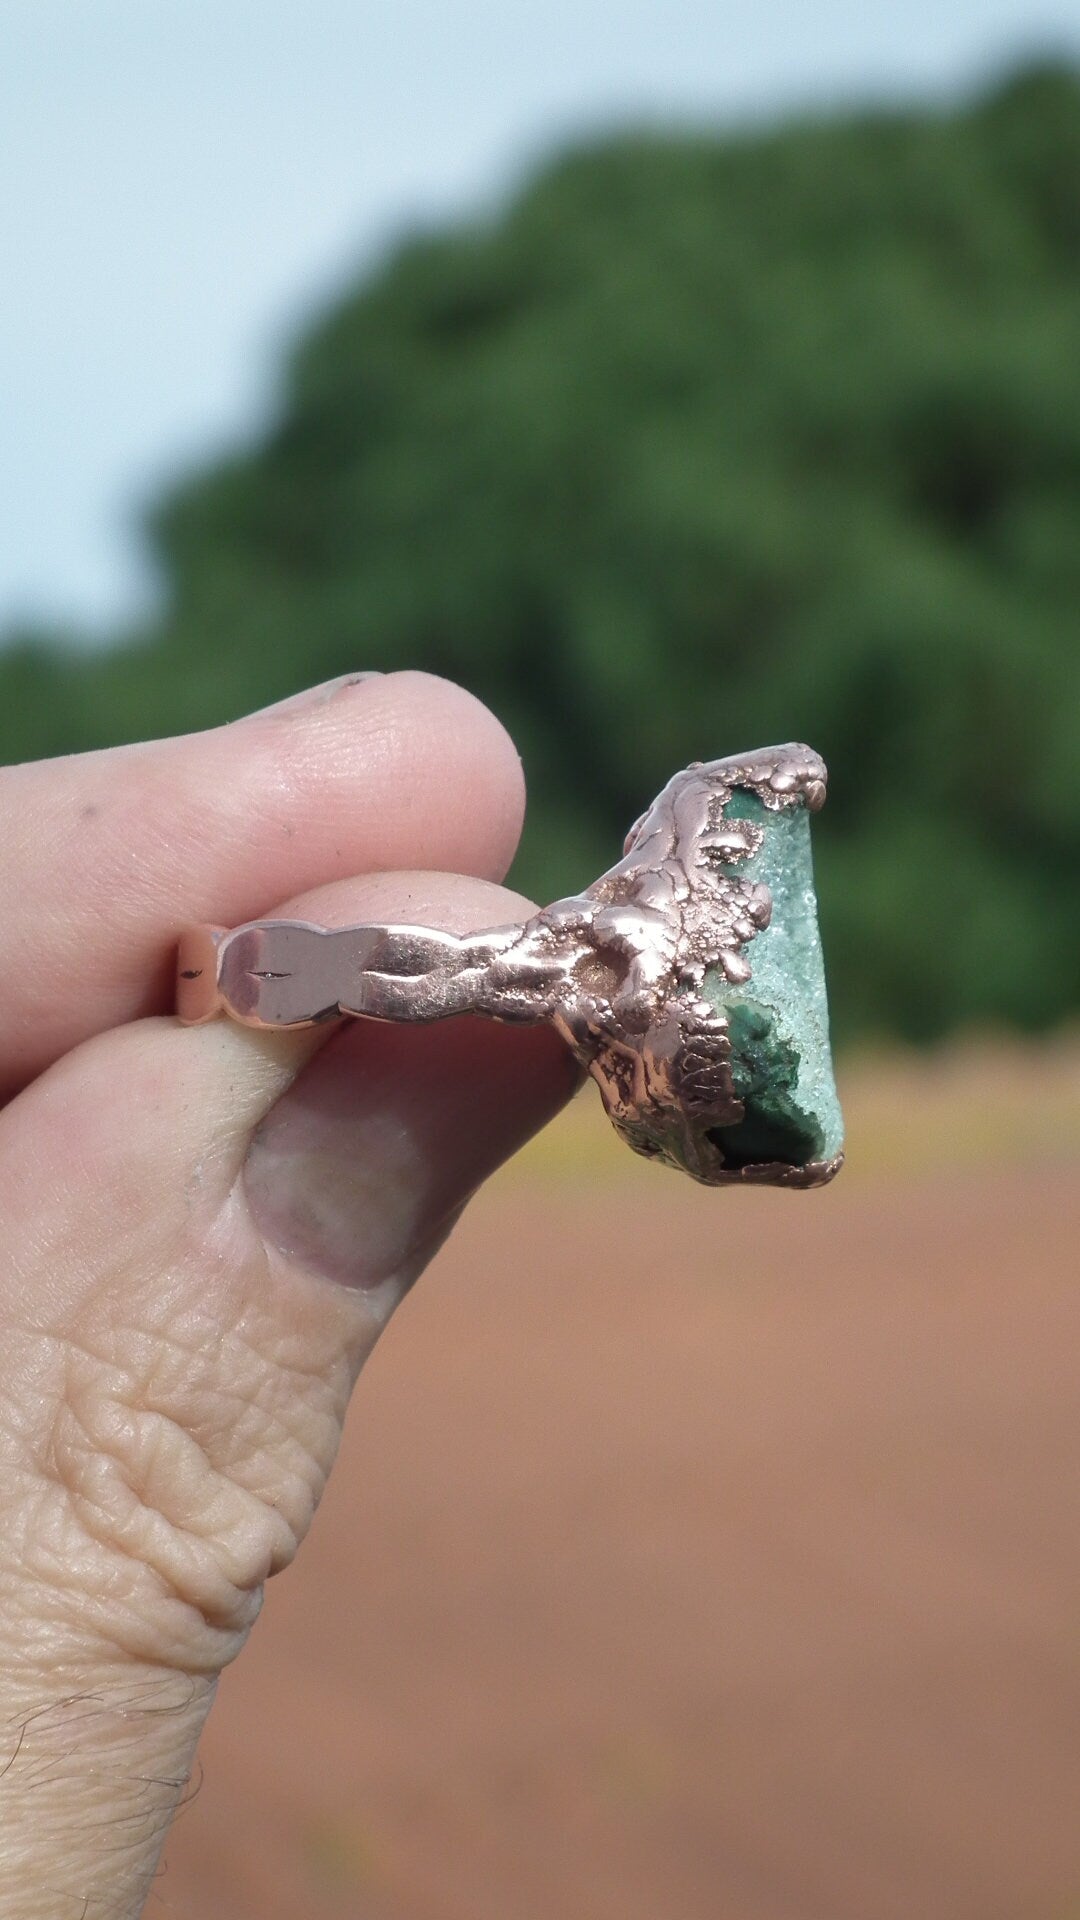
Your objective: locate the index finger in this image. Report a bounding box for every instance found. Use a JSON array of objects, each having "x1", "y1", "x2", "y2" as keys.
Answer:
[{"x1": 0, "y1": 671, "x2": 526, "y2": 1104}]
